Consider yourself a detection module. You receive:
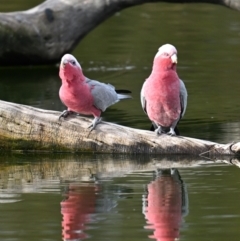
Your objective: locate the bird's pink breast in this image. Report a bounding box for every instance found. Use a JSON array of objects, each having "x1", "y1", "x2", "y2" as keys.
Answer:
[
  {"x1": 144, "y1": 70, "x2": 181, "y2": 127},
  {"x1": 59, "y1": 81, "x2": 99, "y2": 116}
]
